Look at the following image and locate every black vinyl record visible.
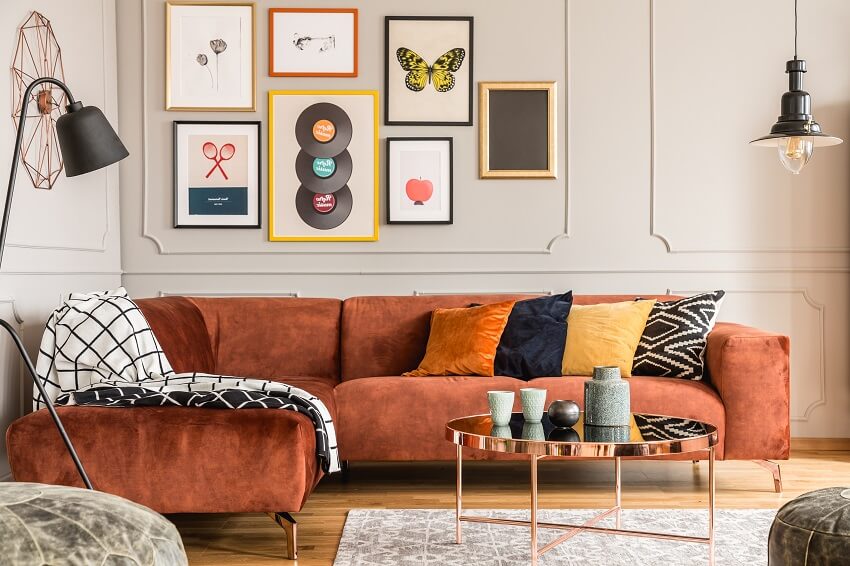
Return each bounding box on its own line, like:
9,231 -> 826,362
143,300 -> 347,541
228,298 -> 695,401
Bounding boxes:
295,149 -> 353,194
295,102 -> 353,158
295,184 -> 353,230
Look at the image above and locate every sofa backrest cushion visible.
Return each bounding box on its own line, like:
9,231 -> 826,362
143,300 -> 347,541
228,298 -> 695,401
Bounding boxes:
138,296 -> 342,382
340,294 -> 681,381
136,296 -> 217,374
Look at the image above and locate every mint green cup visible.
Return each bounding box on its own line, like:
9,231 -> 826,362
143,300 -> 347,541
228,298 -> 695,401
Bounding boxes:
520,388 -> 547,422
487,390 -> 515,426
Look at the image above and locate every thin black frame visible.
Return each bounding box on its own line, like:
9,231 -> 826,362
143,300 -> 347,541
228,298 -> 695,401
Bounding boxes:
172,120 -> 262,229
384,16 -> 474,126
386,137 -> 453,225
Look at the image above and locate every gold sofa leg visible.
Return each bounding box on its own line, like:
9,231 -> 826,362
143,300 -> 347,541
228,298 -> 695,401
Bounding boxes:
753,460 -> 783,493
268,512 -> 298,560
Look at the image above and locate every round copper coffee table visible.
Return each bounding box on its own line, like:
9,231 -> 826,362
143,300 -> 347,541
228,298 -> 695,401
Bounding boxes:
446,412 -> 719,565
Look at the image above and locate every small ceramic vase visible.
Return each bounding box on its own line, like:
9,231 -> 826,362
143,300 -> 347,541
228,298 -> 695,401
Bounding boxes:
547,399 -> 580,428
584,366 -> 630,427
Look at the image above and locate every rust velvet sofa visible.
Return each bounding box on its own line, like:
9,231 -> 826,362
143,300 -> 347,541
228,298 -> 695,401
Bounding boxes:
6,293 -> 790,516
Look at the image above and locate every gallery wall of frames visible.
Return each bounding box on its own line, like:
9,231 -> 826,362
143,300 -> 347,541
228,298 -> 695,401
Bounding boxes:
162,2 -> 556,240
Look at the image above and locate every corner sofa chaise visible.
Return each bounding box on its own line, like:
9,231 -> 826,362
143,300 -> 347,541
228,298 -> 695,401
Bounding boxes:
6,294 -> 791,557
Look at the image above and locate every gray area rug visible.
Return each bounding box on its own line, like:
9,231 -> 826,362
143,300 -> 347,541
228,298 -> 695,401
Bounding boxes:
334,508 -> 777,565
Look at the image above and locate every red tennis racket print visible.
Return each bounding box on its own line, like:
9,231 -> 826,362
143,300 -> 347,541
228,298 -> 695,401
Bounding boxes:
203,141 -> 236,180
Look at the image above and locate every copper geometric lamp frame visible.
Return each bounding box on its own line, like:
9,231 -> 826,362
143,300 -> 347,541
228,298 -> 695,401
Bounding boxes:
11,11 -> 67,190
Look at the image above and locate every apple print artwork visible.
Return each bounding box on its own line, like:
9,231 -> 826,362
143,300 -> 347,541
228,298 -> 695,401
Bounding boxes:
405,177 -> 434,205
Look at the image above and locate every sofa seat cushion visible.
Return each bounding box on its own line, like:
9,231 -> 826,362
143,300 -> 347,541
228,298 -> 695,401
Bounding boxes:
528,376 -> 726,459
278,376 -> 338,422
7,405 -> 324,514
335,375 -> 526,461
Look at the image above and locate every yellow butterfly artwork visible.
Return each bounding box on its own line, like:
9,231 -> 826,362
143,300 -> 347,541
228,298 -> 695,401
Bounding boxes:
396,47 -> 466,92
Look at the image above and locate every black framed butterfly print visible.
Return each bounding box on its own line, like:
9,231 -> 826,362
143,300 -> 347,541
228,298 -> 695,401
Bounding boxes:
384,16 -> 473,126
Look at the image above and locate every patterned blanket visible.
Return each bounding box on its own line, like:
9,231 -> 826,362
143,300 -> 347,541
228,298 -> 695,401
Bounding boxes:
34,289 -> 340,473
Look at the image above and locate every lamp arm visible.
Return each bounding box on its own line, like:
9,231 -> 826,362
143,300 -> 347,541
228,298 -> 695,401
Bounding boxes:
0,318 -> 92,489
0,77 -> 92,490
0,77 -> 75,270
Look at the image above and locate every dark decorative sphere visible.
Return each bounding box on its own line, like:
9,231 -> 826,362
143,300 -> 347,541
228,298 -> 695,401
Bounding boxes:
547,427 -> 580,442
547,399 -> 580,428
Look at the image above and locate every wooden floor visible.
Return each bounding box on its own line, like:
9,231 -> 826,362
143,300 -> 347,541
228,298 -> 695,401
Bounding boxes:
169,450 -> 850,565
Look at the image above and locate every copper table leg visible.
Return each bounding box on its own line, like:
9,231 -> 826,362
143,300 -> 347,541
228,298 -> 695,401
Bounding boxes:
530,454 -> 539,564
709,446 -> 716,565
614,456 -> 622,529
456,444 -> 463,544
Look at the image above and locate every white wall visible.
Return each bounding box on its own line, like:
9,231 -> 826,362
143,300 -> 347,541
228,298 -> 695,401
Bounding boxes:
116,0 -> 850,439
0,0 -> 122,479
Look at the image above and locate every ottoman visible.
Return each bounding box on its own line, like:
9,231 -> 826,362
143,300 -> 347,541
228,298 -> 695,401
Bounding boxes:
768,487 -> 850,565
0,482 -> 187,565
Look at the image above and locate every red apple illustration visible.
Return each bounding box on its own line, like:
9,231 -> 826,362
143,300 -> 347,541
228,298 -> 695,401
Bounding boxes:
405,177 -> 433,205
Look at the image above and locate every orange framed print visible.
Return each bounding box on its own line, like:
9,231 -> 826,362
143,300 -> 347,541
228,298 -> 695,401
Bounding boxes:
269,8 -> 358,77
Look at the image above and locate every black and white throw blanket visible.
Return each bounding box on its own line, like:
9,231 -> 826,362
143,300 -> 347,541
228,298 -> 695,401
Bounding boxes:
34,288 -> 340,473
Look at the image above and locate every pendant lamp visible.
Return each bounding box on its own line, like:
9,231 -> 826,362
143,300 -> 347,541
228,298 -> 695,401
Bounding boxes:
750,0 -> 841,174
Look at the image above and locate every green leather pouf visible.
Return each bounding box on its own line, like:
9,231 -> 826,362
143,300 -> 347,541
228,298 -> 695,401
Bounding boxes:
0,482 -> 188,566
769,487 -> 850,565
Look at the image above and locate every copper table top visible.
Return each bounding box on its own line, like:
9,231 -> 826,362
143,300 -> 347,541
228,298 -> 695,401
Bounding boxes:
447,412 -> 718,458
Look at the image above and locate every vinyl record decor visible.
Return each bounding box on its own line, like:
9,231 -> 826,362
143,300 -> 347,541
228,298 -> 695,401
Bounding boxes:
384,16 -> 473,126
173,121 -> 261,228
269,90 -> 378,241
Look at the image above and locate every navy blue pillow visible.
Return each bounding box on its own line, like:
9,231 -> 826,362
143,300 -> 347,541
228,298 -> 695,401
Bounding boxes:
494,291 -> 573,380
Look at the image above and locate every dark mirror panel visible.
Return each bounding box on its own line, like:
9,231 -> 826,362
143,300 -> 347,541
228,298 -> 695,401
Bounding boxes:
487,90 -> 549,171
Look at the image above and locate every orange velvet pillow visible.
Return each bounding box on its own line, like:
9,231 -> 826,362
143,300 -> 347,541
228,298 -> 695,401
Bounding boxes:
404,300 -> 516,377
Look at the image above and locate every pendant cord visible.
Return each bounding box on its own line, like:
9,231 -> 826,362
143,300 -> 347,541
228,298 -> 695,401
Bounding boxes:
794,0 -> 798,59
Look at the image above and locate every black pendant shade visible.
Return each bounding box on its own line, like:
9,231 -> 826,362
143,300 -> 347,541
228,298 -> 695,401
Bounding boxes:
56,101 -> 129,177
750,59 -> 842,148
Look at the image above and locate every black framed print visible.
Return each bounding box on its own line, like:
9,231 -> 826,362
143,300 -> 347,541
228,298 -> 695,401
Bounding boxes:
384,16 -> 473,126
173,121 -> 261,228
479,81 -> 557,178
386,137 -> 453,224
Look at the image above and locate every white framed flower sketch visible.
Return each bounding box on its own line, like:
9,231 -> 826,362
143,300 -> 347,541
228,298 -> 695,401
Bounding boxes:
166,2 -> 256,111
269,8 -> 358,77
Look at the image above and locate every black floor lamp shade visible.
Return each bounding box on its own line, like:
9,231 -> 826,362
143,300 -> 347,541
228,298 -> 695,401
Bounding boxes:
56,101 -> 129,177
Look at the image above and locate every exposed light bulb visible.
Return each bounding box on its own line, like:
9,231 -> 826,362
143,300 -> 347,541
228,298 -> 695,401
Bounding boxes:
776,136 -> 813,174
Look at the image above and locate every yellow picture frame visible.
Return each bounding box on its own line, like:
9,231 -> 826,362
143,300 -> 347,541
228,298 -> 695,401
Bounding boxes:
165,1 -> 257,112
479,81 -> 557,179
268,90 -> 379,242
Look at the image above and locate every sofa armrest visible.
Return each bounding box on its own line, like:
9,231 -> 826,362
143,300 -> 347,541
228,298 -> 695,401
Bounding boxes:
706,322 -> 790,460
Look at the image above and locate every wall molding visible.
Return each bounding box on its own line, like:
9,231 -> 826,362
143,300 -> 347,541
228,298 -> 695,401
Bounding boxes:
7,0 -> 112,254
123,266 -> 850,277
137,0 -> 569,256
414,289 -> 553,296
0,298 -> 24,482
670,287 -> 826,422
791,437 -> 850,451
648,0 -> 850,255
158,290 -> 299,297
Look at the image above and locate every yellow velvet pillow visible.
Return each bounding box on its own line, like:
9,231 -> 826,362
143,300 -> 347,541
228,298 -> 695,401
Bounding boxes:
404,301 -> 516,377
562,300 -> 656,377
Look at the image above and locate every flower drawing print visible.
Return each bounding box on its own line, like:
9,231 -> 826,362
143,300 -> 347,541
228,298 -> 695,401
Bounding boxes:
195,39 -> 228,91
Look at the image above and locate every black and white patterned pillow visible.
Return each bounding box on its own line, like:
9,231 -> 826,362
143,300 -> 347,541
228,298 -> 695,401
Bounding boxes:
631,291 -> 725,380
